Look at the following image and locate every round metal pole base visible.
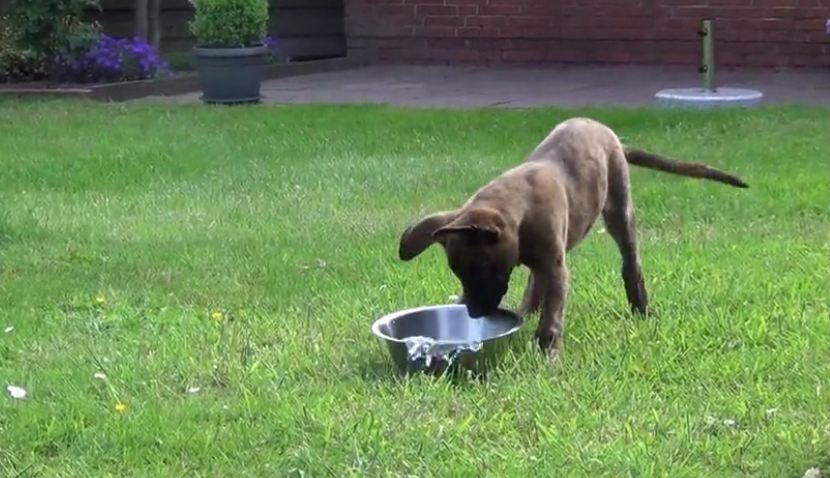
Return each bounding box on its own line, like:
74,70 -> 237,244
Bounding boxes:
655,87 -> 763,108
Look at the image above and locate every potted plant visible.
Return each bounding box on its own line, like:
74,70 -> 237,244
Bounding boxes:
190,0 -> 269,104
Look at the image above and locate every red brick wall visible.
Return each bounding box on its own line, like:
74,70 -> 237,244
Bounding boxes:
344,0 -> 830,67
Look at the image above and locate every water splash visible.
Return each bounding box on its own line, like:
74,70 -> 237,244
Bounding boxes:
404,335 -> 482,368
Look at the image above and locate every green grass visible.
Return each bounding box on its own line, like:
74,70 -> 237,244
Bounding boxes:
0,100 -> 828,477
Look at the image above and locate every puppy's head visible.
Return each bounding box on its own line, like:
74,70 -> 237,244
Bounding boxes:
399,207 -> 518,318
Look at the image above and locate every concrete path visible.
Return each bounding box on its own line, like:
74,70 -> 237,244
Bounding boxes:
151,65 -> 830,108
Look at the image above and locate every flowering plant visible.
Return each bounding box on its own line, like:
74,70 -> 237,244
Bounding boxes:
50,35 -> 170,83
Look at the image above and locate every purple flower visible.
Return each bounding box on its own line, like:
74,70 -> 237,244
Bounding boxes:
264,35 -> 285,62
826,18 -> 830,35
49,34 -> 169,83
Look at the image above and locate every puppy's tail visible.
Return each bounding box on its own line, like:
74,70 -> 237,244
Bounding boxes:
624,147 -> 748,188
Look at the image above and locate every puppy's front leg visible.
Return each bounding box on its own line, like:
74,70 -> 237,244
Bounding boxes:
534,254 -> 569,354
518,272 -> 541,318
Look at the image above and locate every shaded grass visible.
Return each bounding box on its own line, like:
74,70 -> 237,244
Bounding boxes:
0,100 -> 828,476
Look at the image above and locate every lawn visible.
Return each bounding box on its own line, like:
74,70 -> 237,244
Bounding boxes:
0,100 -> 828,477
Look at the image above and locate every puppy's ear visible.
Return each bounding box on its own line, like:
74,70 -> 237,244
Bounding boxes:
433,223 -> 500,245
433,211 -> 501,245
398,211 -> 458,261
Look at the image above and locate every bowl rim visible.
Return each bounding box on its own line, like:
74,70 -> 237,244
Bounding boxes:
371,304 -> 523,345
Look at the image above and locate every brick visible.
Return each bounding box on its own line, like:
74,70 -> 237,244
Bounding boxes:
711,6 -> 761,17
672,6 -> 717,17
789,54 -> 815,66
431,47 -> 497,62
424,15 -> 464,26
760,7 -> 798,18
712,0 -> 753,5
519,5 -> 562,16
502,48 -> 547,62
415,5 -> 457,16
467,37 -> 513,51
561,5 -> 651,18
744,53 -> 786,66
580,0 -> 642,5
377,25 -> 417,36
507,16 -> 551,28
758,30 -> 795,41
753,0 -> 796,5
498,26 -> 551,38
479,5 -> 521,15
376,5 -> 415,15
659,0 -> 706,5
465,16 -> 508,27
794,18 -> 825,31
486,0 -> 536,5
546,48 -> 588,63
714,51 -> 745,66
456,27 -> 500,37
414,26 -> 457,37
426,38 -> 466,49
592,16 -> 655,29
792,7 -> 827,19
658,18 -> 704,38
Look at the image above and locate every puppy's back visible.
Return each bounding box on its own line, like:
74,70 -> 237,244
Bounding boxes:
527,118 -> 619,164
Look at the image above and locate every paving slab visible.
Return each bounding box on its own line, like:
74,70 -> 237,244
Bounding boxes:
150,65 -> 830,108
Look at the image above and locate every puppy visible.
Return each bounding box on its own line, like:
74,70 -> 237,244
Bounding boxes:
398,117 -> 747,354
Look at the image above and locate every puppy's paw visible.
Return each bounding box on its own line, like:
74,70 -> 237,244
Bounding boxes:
630,303 -> 655,318
546,347 -> 561,366
534,328 -> 560,355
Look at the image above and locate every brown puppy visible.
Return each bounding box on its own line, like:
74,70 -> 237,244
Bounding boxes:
398,117 -> 747,354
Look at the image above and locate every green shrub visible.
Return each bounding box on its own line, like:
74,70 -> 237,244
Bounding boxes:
189,0 -> 269,48
1,0 -> 100,82
1,16 -> 42,82
4,0 -> 100,61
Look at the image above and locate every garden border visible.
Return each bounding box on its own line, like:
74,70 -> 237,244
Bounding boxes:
0,56 -> 364,102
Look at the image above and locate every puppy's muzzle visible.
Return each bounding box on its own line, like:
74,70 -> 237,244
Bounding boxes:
463,282 -> 508,318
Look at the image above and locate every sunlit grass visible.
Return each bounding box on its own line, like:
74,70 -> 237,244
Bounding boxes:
0,100 -> 827,476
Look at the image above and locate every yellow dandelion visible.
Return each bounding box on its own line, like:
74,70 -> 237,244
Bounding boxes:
211,310 -> 224,323
114,402 -> 127,413
95,293 -> 106,305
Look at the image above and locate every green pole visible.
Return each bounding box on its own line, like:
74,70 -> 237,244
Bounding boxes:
700,19 -> 715,92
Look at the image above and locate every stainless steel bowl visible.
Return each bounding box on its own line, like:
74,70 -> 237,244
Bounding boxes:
371,304 -> 523,376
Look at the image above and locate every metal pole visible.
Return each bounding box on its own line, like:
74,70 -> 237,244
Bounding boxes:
699,19 -> 716,92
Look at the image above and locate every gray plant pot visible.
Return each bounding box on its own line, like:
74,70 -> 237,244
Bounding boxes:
193,45 -> 268,105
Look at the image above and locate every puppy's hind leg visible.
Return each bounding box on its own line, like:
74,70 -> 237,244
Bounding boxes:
603,171 -> 648,315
